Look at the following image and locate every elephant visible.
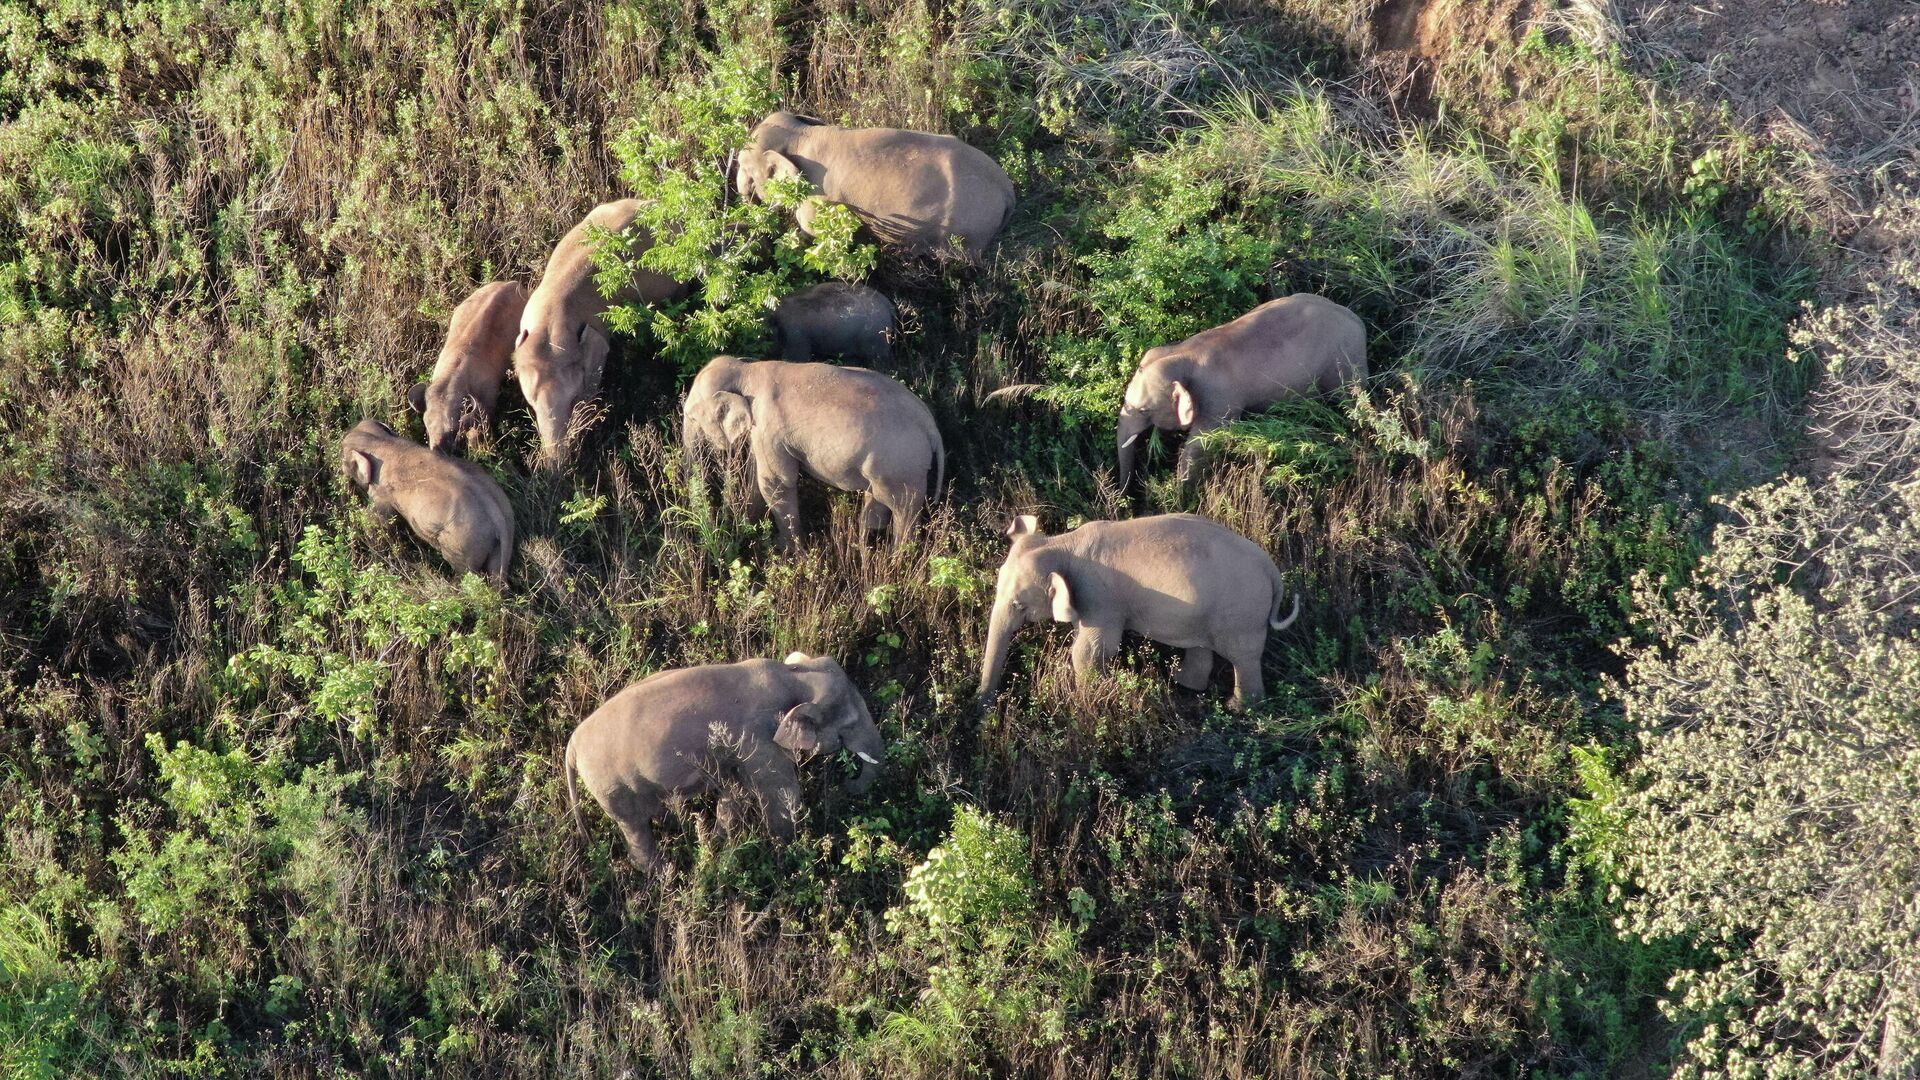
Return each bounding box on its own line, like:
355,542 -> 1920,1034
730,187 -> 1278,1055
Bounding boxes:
681,355 -> 944,551
769,281 -> 896,364
339,419 -> 515,580
563,651 -> 884,870
408,280 -> 528,454
977,513 -> 1300,712
515,198 -> 688,462
733,110 -> 1015,259
1116,293 -> 1367,488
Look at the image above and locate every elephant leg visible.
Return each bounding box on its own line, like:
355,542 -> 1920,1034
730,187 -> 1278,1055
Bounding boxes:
1223,639 -> 1267,713
876,481 -> 926,551
1175,419 -> 1227,487
860,493 -> 892,537
740,744 -> 803,843
1068,625 -> 1121,686
1175,647 -> 1215,692
754,446 -> 803,552
605,786 -> 662,871
714,792 -> 748,842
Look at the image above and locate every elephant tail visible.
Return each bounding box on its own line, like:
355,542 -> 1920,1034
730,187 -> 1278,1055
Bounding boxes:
563,732 -> 588,843
932,430 -> 946,498
1268,563 -> 1301,632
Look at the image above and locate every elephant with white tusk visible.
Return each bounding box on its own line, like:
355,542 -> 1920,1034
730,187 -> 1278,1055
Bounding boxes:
1117,293 -> 1367,489
514,199 -> 689,464
681,355 -> 944,551
733,110 -> 1015,260
977,513 -> 1300,712
408,280 -> 528,454
563,652 -> 885,871
339,419 -> 515,581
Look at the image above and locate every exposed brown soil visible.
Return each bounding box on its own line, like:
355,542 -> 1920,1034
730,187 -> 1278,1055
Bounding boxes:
1622,0 -> 1920,186
1362,0 -> 1544,114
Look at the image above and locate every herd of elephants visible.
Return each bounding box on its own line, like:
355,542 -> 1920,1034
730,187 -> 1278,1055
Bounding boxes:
339,110 -> 1369,870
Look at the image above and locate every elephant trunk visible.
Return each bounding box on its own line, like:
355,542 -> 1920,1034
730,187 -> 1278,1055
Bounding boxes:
842,698 -> 884,796
1116,413 -> 1150,490
533,398 -> 575,470
977,602 -> 1018,705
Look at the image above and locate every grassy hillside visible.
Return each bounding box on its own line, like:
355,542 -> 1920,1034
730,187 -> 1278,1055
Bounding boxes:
0,1 -> 1834,1076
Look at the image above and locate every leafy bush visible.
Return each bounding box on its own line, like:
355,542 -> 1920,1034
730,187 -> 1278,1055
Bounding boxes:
602,47 -> 879,374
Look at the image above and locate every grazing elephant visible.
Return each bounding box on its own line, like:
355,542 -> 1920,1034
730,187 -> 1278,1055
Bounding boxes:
408,280 -> 529,454
681,355 -> 944,550
734,110 -> 1015,259
339,419 -> 514,580
515,199 -> 688,462
563,652 -> 884,870
1117,293 -> 1367,488
977,513 -> 1299,712
770,281 -> 896,364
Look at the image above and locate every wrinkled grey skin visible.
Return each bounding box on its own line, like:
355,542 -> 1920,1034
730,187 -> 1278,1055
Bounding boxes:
978,513 -> 1300,712
734,111 -> 1015,259
515,199 -> 688,464
563,652 -> 884,870
769,281 -> 896,364
408,280 -> 528,454
1117,293 -> 1367,488
339,419 -> 515,580
682,356 -> 944,550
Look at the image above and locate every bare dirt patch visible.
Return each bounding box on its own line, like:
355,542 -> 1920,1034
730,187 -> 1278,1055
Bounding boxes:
1363,0 -> 1544,113
1623,0 -> 1920,185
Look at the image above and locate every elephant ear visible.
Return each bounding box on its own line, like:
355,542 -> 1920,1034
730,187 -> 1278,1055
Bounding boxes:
514,326 -> 530,350
1048,571 -> 1078,623
1005,514 -> 1040,541
783,651 -> 811,666
765,149 -> 803,183
715,391 -> 753,447
407,383 -> 428,414
348,449 -> 379,488
774,703 -> 821,755
1172,380 -> 1197,429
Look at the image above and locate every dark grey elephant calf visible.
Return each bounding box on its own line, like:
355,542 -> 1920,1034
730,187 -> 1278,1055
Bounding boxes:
770,281 -> 896,364
564,652 -> 884,871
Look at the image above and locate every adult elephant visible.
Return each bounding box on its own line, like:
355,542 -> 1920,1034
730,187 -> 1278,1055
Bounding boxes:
733,110 -> 1015,259
1116,293 -> 1367,488
681,355 -> 944,551
515,199 -> 688,464
563,652 -> 884,871
977,514 -> 1300,712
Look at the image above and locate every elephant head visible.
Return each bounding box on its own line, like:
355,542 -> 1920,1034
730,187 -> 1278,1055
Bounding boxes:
514,321 -> 609,464
777,651 -> 885,793
340,419 -> 396,489
733,111 -> 819,202
1116,348 -> 1196,489
680,355 -> 755,464
977,515 -> 1075,703
408,382 -> 477,455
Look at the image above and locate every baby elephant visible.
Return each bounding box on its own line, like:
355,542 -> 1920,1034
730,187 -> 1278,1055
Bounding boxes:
1117,293 -> 1367,488
977,513 -> 1299,712
682,356 -> 944,550
769,281 -> 896,364
408,280 -> 529,454
563,652 -> 884,871
340,419 -> 515,581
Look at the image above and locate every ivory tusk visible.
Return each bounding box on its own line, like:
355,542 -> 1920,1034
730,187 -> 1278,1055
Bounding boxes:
855,752 -> 881,765
1119,432 -> 1140,448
